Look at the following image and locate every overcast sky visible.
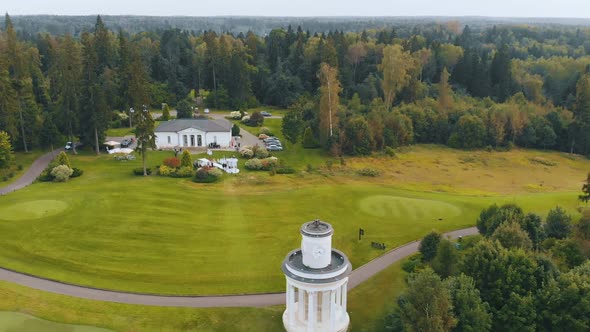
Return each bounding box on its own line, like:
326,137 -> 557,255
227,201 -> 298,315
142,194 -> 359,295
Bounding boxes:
3,0 -> 588,18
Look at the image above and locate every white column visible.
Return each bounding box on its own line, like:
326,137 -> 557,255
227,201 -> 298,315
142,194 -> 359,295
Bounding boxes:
298,288 -> 305,322
330,289 -> 336,331
336,286 -> 341,308
321,290 -> 330,324
342,281 -> 348,311
287,283 -> 295,326
307,291 -> 316,332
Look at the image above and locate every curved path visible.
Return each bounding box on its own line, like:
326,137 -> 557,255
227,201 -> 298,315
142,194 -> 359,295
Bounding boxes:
0,227 -> 478,307
0,149 -> 60,196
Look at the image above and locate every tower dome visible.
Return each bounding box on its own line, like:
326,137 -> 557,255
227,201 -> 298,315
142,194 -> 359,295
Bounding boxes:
282,219 -> 351,332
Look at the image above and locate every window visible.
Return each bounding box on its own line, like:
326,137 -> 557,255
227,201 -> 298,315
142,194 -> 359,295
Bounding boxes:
167,136 -> 171,144
183,135 -> 188,146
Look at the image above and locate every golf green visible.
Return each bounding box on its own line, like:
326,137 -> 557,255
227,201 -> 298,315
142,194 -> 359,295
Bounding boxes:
358,195 -> 462,220
0,200 -> 68,221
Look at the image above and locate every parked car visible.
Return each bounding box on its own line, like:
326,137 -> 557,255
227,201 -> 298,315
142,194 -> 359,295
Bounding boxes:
260,111 -> 272,117
120,138 -> 133,147
267,144 -> 283,151
263,137 -> 280,143
204,108 -> 210,114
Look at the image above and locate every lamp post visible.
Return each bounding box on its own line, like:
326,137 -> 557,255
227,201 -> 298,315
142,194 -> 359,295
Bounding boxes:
129,108 -> 135,128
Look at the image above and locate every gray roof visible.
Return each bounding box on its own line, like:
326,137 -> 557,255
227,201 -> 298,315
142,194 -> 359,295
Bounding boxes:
155,119 -> 231,133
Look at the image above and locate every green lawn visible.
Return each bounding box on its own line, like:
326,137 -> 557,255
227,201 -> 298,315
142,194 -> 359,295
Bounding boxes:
105,127 -> 134,137
0,150 -> 46,185
0,312 -> 112,332
0,260 -> 407,332
0,147 -> 584,295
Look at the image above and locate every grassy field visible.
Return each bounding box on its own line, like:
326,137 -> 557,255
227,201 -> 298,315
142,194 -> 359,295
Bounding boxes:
0,311 -> 112,332
0,261 -> 407,332
0,150 -> 46,185
0,145 -> 587,295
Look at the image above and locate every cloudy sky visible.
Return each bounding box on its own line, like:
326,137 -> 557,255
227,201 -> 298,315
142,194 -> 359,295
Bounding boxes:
3,0 -> 588,17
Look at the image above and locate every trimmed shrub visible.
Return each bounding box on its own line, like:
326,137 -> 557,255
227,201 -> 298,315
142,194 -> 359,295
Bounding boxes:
57,151 -> 71,168
158,165 -> 175,176
133,168 -> 151,176
208,167 -> 223,178
247,111 -> 264,127
259,127 -> 273,136
181,150 -> 192,168
254,146 -> 269,158
17,164 -> 23,170
51,165 -> 73,182
163,157 -> 181,168
193,168 -> 218,183
276,167 -> 296,174
175,166 -> 195,178
241,115 -> 251,124
245,158 -> 263,170
71,168 -> 84,178
232,124 -> 240,136
357,168 -> 380,177
239,147 -> 254,159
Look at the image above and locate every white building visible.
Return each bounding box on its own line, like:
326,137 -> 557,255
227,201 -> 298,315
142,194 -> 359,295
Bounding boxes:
282,220 -> 352,332
154,119 -> 232,149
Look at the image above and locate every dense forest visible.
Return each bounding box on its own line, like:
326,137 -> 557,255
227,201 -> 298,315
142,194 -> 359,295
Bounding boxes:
1,14 -> 590,156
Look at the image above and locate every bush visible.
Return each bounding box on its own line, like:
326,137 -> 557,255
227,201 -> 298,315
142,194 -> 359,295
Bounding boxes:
385,147 -> 396,157
158,165 -> 175,176
2,176 -> 7,182
240,116 -> 251,124
239,147 -> 254,159
57,151 -> 71,168
51,165 -> 73,182
259,127 -> 273,136
208,167 -> 223,178
163,157 -> 181,168
254,146 -> 269,158
357,168 -> 380,177
181,150 -> 192,168
133,168 -> 152,176
245,158 -> 263,170
193,168 -> 218,183
231,124 -> 240,136
230,111 -> 242,119
247,111 -> 264,127
276,167 -> 296,174
175,166 -> 195,178
17,164 -> 23,170
71,168 -> 83,178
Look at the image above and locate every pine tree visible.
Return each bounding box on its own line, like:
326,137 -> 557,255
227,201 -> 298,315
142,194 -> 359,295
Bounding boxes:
181,150 -> 192,168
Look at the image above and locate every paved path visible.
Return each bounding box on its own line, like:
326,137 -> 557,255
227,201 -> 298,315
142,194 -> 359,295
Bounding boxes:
0,227 -> 478,307
0,150 -> 60,196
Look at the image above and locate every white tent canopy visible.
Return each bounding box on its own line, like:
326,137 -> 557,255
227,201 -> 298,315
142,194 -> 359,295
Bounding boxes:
108,148 -> 134,154
104,141 -> 121,147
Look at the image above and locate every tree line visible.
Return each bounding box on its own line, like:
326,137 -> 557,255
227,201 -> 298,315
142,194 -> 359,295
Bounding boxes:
389,205 -> 590,331
1,14 -> 590,155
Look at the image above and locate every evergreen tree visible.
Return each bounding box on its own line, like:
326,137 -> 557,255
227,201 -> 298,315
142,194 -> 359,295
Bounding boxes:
134,107 -> 156,176
0,131 -> 13,172
580,173 -> 590,206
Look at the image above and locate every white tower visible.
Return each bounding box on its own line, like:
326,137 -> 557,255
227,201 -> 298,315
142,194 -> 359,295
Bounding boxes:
282,219 -> 352,332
